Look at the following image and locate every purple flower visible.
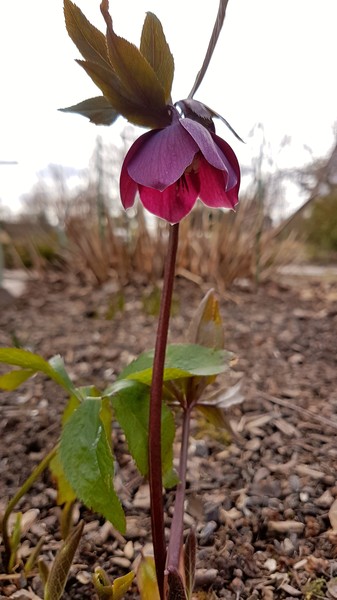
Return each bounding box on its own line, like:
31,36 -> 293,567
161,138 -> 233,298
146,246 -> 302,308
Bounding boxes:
120,108 -> 240,224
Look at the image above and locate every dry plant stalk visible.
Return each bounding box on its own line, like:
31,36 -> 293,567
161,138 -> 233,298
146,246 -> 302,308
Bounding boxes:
64,196 -> 295,287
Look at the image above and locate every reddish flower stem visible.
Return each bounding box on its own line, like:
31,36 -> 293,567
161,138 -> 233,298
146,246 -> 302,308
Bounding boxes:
149,222 -> 179,600
166,404 -> 192,572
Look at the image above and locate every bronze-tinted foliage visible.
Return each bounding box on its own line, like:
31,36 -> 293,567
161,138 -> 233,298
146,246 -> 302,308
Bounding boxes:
62,0 -> 174,128
59,96 -> 119,126
167,569 -> 187,600
43,521 -> 84,600
184,530 -> 196,599
140,12 -> 174,103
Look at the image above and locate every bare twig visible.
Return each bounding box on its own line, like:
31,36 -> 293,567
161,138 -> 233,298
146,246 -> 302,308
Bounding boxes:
261,391 -> 337,431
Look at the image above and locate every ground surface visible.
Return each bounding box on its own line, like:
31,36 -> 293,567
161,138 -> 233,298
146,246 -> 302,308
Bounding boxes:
1,268 -> 337,599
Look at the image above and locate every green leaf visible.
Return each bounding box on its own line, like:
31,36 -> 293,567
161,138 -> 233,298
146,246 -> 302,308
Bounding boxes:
93,567 -> 113,599
38,559 -> 50,587
59,95 -> 119,125
44,521 -> 84,600
140,12 -> 174,103
119,344 -> 233,385
137,556 -> 160,600
104,378 -> 138,398
59,398 -> 125,532
111,382 -> 176,485
0,368 -> 35,391
24,536 -> 45,575
9,512 -> 22,571
49,451 -> 77,506
61,394 -> 81,426
0,348 -> 79,397
93,568 -> 136,600
112,571 -> 135,600
63,0 -> 111,69
48,355 -> 78,397
101,1 -> 169,125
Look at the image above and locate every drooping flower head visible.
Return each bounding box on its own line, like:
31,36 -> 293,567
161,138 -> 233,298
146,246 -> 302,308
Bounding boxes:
62,0 -> 241,223
121,102 -> 240,223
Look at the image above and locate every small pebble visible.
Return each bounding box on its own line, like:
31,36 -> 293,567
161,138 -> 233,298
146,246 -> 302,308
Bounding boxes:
315,489 -> 334,508
264,558 -> 277,572
199,520 -> 217,545
111,556 -> 131,569
268,520 -> 304,533
76,570 -> 91,584
123,540 -> 134,560
195,568 -> 218,586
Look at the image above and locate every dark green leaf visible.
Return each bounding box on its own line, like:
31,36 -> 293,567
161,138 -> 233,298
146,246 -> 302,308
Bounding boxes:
59,398 -> 125,532
163,467 -> 179,489
111,382 -> 176,485
59,96 -> 119,126
119,344 -> 233,385
140,12 -> 174,103
48,355 -> 78,397
49,451 -> 77,506
61,394 -> 81,426
0,348 -> 79,397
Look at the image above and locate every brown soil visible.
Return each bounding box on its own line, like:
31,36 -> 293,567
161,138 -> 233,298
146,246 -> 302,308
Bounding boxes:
1,269 -> 337,599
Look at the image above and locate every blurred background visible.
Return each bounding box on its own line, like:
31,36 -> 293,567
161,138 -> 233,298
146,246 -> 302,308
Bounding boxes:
1,0 -> 337,287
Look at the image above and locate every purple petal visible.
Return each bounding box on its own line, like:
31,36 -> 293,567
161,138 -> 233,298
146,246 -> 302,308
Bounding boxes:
180,118 -> 230,171
120,166 -> 138,209
138,171 -> 200,223
120,131 -> 155,208
212,133 -> 241,190
127,120 -> 199,191
198,157 -> 239,210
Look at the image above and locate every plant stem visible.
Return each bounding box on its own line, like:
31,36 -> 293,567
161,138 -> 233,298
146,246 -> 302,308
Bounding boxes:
166,404 -> 192,572
2,445 -> 58,571
149,222 -> 179,600
188,0 -> 230,99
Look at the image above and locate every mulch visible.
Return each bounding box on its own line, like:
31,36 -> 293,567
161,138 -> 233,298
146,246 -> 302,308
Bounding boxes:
1,268 -> 337,599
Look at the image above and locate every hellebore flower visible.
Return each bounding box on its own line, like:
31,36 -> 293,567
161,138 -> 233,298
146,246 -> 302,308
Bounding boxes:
120,107 -> 240,223
63,1 -> 241,224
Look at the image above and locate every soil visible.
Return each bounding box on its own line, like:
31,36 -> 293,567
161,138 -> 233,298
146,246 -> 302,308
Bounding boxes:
1,268 -> 337,599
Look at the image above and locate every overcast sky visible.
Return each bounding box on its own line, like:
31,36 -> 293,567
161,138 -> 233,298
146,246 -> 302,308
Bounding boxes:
1,0 -> 336,213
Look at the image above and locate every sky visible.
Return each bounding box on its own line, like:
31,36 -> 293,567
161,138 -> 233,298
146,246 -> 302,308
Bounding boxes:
0,0 -> 337,215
